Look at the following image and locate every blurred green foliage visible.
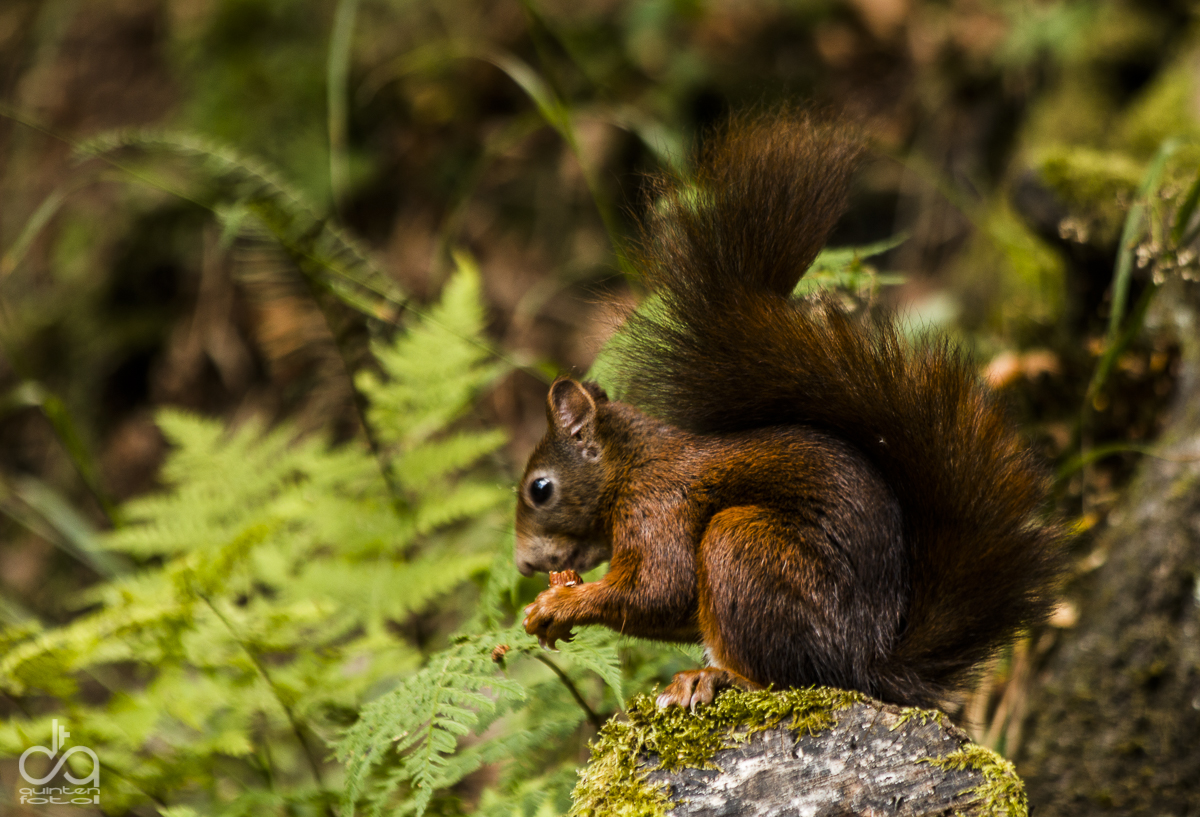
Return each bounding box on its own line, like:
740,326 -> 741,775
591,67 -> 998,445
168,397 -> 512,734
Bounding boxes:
1,0 -> 1199,813
1,261 -> 504,813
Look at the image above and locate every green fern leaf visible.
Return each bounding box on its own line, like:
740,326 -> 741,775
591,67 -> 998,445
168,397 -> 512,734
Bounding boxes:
290,551 -> 493,623
338,633 -> 527,817
77,129 -> 405,322
558,627 -> 625,703
395,429 -> 508,488
360,255 -> 502,449
414,481 -> 509,535
474,767 -> 580,817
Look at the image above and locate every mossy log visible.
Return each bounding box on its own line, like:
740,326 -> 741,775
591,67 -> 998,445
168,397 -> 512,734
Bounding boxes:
1016,278 -> 1200,812
571,688 -> 1026,816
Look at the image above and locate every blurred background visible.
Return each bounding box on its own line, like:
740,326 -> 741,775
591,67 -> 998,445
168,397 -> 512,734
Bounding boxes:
1,0 -> 1198,815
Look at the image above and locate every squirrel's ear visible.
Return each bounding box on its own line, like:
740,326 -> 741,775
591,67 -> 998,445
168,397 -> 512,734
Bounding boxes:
581,381 -> 609,403
548,377 -> 597,438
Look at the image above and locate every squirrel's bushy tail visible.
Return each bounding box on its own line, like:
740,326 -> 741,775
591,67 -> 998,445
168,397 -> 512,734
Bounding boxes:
614,112 -> 1068,706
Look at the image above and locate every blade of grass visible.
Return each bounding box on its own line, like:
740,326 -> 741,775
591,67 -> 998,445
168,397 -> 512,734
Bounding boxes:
1076,137 -> 1183,511
38,390 -> 120,526
1170,166 -> 1200,245
359,42 -> 644,276
516,1 -> 685,171
0,475 -> 125,577
479,49 -> 630,274
0,177 -> 91,278
1086,138 -> 1180,403
0,381 -> 118,527
0,108 -> 552,389
1107,140 -> 1178,338
430,112 -> 546,287
516,0 -> 572,107
1058,440 -> 1200,479
0,590 -> 36,626
1084,280 -> 1159,409
327,0 -> 359,211
608,107 -> 685,172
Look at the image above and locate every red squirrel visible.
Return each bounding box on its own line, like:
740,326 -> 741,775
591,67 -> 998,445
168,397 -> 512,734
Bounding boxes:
514,114 -> 1067,710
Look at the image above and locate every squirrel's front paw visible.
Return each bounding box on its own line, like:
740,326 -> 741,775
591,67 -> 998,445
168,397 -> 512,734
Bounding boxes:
523,587 -> 576,650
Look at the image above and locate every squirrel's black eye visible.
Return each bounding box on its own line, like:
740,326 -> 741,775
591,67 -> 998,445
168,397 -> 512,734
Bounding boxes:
529,477 -> 554,505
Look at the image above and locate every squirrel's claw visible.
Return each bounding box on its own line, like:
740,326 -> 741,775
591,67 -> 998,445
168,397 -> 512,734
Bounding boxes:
657,668 -> 762,710
523,588 -> 576,650
656,670 -> 719,710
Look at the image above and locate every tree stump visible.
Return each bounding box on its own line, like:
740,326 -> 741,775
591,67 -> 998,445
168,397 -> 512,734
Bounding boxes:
570,688 -> 1026,816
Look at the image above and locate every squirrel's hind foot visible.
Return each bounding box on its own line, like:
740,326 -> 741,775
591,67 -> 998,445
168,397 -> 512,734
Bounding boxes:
657,668 -> 762,710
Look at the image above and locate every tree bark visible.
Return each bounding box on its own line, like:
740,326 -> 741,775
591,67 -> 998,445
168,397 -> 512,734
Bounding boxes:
1017,278 -> 1200,813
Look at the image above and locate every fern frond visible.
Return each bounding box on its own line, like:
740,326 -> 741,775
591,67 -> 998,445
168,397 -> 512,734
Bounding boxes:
793,234 -> 908,298
337,632 -> 527,817
0,524 -> 270,695
463,533 -> 521,633
0,131 -> 520,812
289,551 -> 494,623
557,627 -> 625,703
474,767 -> 580,817
395,429 -> 508,488
414,481 -> 509,535
360,257 -> 503,449
76,129 -> 405,322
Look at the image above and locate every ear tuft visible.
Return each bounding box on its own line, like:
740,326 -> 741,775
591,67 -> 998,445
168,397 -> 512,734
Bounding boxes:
548,377 -> 597,438
582,381 -> 609,403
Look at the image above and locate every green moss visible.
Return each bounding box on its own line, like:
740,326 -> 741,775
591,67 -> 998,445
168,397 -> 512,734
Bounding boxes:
926,743 -> 1029,817
1038,146 -> 1142,208
573,687 -> 1030,816
984,201 -> 1068,325
568,714 -> 676,817
1120,57 -> 1200,156
568,687 -> 866,816
890,703 -> 952,731
1035,146 -> 1144,247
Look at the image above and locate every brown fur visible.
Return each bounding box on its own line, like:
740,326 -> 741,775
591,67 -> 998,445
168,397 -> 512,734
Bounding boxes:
516,113 -> 1068,708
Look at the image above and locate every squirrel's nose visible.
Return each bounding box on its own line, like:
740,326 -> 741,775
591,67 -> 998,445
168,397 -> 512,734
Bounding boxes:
516,558 -> 535,577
